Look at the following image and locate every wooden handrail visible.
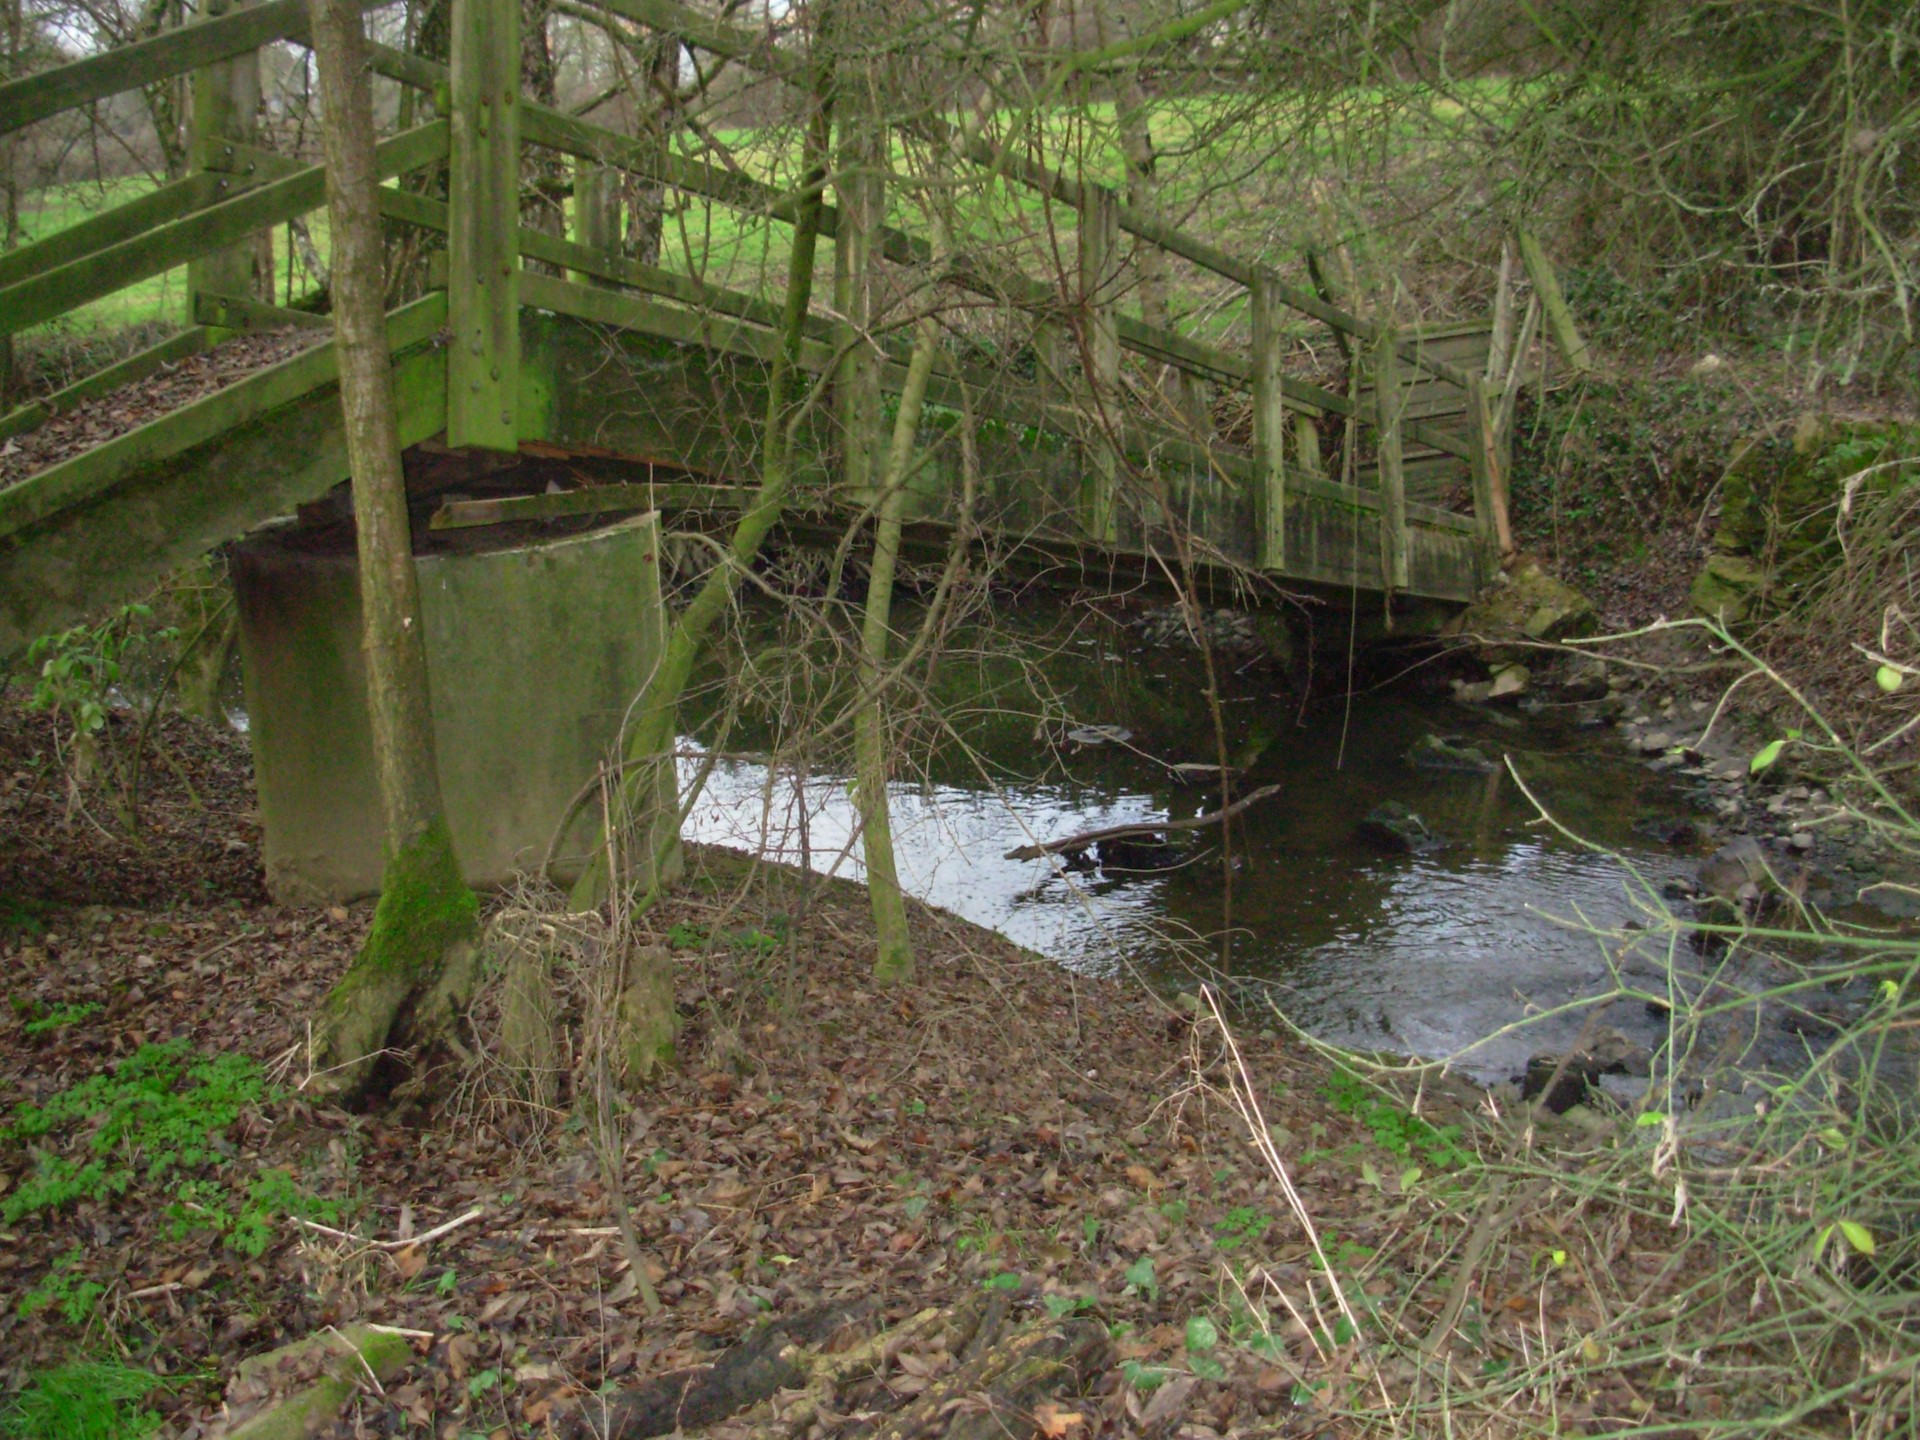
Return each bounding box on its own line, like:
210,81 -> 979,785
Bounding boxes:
0,0 -> 390,138
0,121 -> 448,338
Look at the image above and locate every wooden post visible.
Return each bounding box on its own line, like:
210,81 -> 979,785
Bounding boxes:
447,0 -> 519,451
832,125 -> 882,504
1293,413 -> 1324,478
188,0 -> 261,320
570,159 -> 618,288
1466,373 -> 1513,573
1077,186 -> 1120,545
1371,326 -> 1409,592
1249,275 -> 1287,570
1516,227 -> 1593,374
1486,240 -> 1516,383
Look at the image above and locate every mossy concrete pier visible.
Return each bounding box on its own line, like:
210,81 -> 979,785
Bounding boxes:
233,512 -> 664,902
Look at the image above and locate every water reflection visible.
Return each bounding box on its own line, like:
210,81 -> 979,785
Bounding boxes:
679,707 -> 1698,1083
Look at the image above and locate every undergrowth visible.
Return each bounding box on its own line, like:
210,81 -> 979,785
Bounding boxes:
2,1041 -> 339,1325
1195,624 -> 1920,1436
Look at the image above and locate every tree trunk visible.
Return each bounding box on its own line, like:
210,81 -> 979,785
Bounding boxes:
305,0 -> 478,1098
855,315 -> 938,984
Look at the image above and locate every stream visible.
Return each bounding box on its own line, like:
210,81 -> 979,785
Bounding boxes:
680,604 -> 1707,1084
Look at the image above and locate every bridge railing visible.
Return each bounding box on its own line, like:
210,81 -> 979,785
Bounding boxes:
0,0 -> 1507,601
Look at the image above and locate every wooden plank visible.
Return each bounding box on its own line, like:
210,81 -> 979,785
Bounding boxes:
0,121 -> 448,338
0,0 -> 316,137
1250,275 -> 1286,569
192,290 -> 330,330
0,327 -> 210,444
0,175 -> 223,289
1372,327 -> 1409,592
1517,227 -> 1593,373
0,292 -> 446,544
430,484 -> 746,529
446,0 -> 520,449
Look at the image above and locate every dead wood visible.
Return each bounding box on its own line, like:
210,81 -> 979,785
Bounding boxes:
847,1316 -> 1111,1440
572,1299 -> 875,1440
1004,784 -> 1283,861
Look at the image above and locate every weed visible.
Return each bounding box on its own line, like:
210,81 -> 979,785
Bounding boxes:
19,1250 -> 107,1326
5,1041 -> 268,1222
1321,1066 -> 1468,1169
20,1002 -> 102,1036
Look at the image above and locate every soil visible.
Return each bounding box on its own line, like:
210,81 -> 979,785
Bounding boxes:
0,690 -> 1525,1439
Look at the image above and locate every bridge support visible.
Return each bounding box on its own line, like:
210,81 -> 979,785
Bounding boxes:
233,512 -> 667,903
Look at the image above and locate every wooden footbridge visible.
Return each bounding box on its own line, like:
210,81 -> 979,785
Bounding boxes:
0,0 -> 1515,658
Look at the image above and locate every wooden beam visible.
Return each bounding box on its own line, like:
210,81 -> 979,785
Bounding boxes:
192,290 -> 331,330
0,327 -> 210,443
0,0 -> 320,137
0,174 -> 225,289
1516,228 -> 1593,373
1467,373 -> 1513,566
1250,275 -> 1287,569
0,121 -> 448,338
832,119 -> 882,503
446,0 -> 520,449
430,485 -> 746,528
0,292 -> 446,544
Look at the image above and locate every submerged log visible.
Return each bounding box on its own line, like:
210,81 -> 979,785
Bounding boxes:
1005,784 -> 1282,861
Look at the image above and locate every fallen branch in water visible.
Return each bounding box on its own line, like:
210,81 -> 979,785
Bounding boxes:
1004,784 -> 1283,861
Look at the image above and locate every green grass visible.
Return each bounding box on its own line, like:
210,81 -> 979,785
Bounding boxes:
0,1362 -> 167,1440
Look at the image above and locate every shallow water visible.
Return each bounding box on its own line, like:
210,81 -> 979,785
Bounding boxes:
679,615 -> 1703,1082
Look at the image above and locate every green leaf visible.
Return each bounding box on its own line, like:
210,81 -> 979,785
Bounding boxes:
1185,1315 -> 1219,1352
1635,1110 -> 1667,1127
1191,1354 -> 1227,1381
1838,1220 -> 1876,1256
1750,738 -> 1786,773
1123,1254 -> 1157,1299
1877,665 -> 1905,693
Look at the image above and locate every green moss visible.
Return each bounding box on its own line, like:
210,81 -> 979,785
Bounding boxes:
361,816 -> 478,979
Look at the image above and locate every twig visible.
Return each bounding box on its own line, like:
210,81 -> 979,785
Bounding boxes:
294,1205 -> 486,1250
1004,783 -> 1282,860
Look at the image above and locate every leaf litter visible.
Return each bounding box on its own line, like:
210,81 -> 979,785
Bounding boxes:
0,692 -> 1727,1438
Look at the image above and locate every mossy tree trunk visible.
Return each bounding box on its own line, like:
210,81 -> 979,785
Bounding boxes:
306,0 -> 477,1097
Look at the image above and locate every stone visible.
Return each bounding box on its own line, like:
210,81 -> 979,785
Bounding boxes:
1696,838 -> 1773,901
1451,679 -> 1495,705
1788,831 -> 1815,851
1689,551 -> 1770,624
1356,801 -> 1441,854
1456,562 -> 1597,664
1403,733 -> 1497,773
1559,658 -> 1610,702
1488,664 -> 1529,700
